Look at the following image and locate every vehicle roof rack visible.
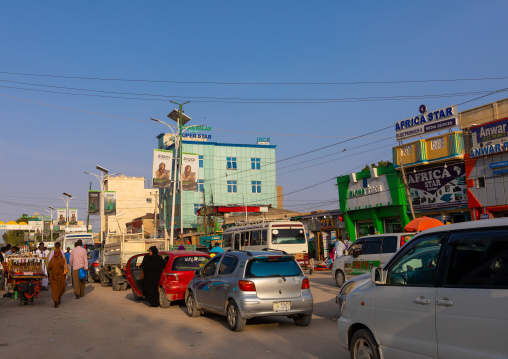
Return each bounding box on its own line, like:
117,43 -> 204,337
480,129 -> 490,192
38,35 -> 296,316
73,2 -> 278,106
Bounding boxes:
229,218 -> 297,227
261,248 -> 288,254
226,249 -> 253,256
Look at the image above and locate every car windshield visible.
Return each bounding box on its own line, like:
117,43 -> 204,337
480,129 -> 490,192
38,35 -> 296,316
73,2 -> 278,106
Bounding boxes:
271,228 -> 305,244
171,256 -> 209,271
245,256 -> 303,278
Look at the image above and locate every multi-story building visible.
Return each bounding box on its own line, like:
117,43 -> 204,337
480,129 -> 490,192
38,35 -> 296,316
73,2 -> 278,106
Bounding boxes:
157,134 -> 278,236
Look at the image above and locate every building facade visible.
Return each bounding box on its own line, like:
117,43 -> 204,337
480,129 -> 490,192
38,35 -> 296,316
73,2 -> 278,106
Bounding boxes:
337,165 -> 410,241
159,137 -> 278,236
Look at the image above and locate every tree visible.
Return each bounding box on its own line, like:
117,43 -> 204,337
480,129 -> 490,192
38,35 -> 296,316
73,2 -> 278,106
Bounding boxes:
361,160 -> 391,172
1,216 -> 28,246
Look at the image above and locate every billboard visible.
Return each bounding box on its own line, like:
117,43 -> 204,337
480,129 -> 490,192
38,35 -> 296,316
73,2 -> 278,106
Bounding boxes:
88,190 -> 100,215
69,209 -> 78,225
407,163 -> 468,210
469,117 -> 508,159
395,105 -> 458,141
43,220 -> 51,235
182,153 -> 199,191
152,149 -> 173,188
104,191 -> 117,215
57,208 -> 66,225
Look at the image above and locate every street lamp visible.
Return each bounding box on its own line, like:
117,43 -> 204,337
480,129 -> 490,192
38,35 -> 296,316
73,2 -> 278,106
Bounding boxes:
45,206 -> 56,241
58,193 -> 74,229
84,168 -> 120,242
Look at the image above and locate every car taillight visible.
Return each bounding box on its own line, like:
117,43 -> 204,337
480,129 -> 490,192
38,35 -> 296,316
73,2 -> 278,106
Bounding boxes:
304,253 -> 308,259
238,280 -> 256,291
166,274 -> 179,281
93,262 -> 99,267
301,278 -> 310,290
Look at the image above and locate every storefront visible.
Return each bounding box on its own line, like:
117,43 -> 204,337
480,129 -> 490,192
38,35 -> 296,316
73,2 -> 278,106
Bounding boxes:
337,164 -> 411,241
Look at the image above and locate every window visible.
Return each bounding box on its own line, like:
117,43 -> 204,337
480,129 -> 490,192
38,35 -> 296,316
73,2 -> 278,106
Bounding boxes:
197,179 -> 204,192
242,231 -> 250,246
362,238 -> 382,255
202,255 -> 222,276
251,158 -> 260,170
227,157 -> 237,170
146,198 -> 152,203
386,235 -> 443,286
251,230 -> 261,246
227,180 -> 237,193
261,230 -> 268,246
218,255 -> 239,275
477,176 -> 486,188
362,178 -> 368,188
199,155 -> 204,168
233,233 -> 241,249
194,204 -> 201,215
171,256 -> 209,271
348,239 -> 364,254
246,257 -> 302,278
381,236 -> 398,253
445,230 -> 508,288
271,228 -> 306,244
251,181 -> 261,193
223,233 -> 232,248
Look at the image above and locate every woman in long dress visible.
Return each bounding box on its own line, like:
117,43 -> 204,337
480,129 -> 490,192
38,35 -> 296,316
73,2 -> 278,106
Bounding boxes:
48,248 -> 67,308
141,246 -> 166,307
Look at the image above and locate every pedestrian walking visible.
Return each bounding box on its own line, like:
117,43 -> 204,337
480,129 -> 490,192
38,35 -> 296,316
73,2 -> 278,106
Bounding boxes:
64,247 -> 72,284
0,247 -> 6,291
69,240 -> 88,299
36,243 -> 49,290
48,247 -> 67,308
140,246 -> 165,307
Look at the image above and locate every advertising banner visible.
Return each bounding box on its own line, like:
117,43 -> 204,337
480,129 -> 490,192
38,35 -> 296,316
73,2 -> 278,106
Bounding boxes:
182,153 -> 199,191
69,209 -> 78,225
347,175 -> 392,209
34,221 -> 43,236
395,105 -> 458,141
57,208 -> 67,225
407,163 -> 468,210
104,191 -> 117,215
43,220 -> 51,235
88,190 -> 100,215
152,149 -> 173,188
469,118 -> 508,158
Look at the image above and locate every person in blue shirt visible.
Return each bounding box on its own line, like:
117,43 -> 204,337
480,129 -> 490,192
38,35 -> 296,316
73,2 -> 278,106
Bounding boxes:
209,242 -> 224,253
64,247 -> 72,284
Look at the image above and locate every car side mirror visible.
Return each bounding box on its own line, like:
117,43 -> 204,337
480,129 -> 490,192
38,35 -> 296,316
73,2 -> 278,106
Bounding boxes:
371,267 -> 385,284
353,249 -> 361,258
194,269 -> 201,276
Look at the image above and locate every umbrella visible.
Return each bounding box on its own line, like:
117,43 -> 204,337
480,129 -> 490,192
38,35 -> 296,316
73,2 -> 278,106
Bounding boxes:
404,216 -> 445,232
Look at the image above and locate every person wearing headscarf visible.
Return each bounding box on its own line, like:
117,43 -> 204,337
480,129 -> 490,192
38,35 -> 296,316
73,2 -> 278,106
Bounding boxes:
48,245 -> 67,308
140,246 -> 166,307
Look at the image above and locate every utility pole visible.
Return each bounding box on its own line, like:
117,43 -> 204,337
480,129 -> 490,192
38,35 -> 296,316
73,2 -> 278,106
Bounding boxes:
203,188 -> 207,236
150,191 -> 159,238
210,184 -> 215,235
86,182 -> 91,232
398,149 -> 415,220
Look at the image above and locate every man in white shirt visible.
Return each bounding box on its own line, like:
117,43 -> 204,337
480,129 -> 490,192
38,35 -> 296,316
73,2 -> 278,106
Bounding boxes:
334,236 -> 347,259
35,243 -> 49,290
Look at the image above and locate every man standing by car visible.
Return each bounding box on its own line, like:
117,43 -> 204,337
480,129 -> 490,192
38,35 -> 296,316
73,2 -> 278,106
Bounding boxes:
69,240 -> 88,299
334,236 -> 347,259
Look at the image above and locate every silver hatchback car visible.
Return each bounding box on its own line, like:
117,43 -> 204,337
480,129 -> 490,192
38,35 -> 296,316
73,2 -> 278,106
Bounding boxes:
185,250 -> 313,331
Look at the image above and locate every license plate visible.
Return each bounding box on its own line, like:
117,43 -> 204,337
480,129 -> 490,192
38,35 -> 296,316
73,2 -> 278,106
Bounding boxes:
273,301 -> 291,311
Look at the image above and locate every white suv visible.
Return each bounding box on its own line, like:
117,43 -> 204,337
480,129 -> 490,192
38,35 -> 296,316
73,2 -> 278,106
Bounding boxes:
338,219 -> 508,359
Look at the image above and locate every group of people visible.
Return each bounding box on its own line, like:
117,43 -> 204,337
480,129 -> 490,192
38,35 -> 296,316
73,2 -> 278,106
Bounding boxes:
0,240 -> 89,308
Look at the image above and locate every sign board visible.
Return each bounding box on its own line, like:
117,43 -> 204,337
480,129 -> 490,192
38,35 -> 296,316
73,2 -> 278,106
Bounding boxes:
396,105 -> 458,141
257,137 -> 271,145
152,149 -> 173,188
104,191 -> 117,216
320,218 -> 334,230
407,163 -> 468,210
490,161 -> 508,169
493,168 -> 508,176
182,153 -> 199,191
480,214 -> 490,220
88,190 -> 100,215
346,175 -> 392,210
470,118 -> 508,159
345,260 -> 381,276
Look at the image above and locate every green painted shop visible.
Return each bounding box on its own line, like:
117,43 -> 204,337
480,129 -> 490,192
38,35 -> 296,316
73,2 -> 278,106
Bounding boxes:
337,164 -> 411,241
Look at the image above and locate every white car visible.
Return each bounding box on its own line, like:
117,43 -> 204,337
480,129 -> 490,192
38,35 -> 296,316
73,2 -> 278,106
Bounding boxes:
338,218 -> 508,359
331,233 -> 415,287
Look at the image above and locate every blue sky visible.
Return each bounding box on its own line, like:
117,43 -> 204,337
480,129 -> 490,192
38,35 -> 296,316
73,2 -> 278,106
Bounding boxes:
1,1 -> 508,233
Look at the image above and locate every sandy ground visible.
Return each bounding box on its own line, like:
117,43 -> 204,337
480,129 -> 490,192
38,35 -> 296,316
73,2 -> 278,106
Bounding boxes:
0,271 -> 350,359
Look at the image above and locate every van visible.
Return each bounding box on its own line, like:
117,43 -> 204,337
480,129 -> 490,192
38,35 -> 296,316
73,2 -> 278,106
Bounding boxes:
338,218 -> 508,359
55,233 -> 94,251
331,233 -> 415,287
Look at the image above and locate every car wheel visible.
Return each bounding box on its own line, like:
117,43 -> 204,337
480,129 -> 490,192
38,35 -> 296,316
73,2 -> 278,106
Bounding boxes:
112,272 -> 121,291
335,270 -> 345,287
120,282 -> 129,291
293,313 -> 312,326
350,329 -> 381,359
185,292 -> 200,317
226,301 -> 246,332
100,270 -> 109,287
132,288 -> 143,301
159,287 -> 171,308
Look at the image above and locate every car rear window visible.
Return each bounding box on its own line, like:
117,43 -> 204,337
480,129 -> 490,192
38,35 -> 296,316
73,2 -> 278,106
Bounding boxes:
245,256 -> 303,278
171,256 -> 209,271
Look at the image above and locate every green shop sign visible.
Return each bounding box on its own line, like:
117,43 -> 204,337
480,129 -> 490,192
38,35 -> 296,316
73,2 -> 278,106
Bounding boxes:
345,260 -> 381,275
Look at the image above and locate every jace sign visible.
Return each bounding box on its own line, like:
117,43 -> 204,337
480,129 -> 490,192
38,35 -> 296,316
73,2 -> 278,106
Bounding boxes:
396,105 -> 458,140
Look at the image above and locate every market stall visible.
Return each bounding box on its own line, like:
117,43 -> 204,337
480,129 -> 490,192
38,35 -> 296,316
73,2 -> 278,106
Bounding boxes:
5,256 -> 46,306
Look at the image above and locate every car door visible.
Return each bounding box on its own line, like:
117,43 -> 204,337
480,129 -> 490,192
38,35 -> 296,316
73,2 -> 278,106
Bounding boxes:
436,229 -> 508,359
125,254 -> 146,297
194,254 -> 222,309
351,237 -> 382,275
380,235 -> 398,264
211,255 -> 239,310
375,233 -> 444,359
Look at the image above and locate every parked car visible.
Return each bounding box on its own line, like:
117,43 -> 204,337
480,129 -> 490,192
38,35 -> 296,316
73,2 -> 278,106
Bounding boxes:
185,250 -> 313,332
331,233 -> 415,287
87,249 -> 101,283
125,250 -> 210,307
338,218 -> 508,359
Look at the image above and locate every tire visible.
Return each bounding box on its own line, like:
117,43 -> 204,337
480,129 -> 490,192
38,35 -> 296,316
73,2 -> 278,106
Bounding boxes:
226,301 -> 246,332
350,329 -> 381,359
120,282 -> 129,291
100,270 -> 109,287
335,270 -> 346,287
185,292 -> 200,317
159,287 -> 171,308
293,313 -> 312,326
132,288 -> 143,301
88,271 -> 94,283
112,272 -> 121,291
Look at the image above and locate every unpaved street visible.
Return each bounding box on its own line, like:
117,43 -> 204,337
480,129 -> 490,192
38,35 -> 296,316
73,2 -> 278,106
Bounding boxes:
0,272 -> 349,359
